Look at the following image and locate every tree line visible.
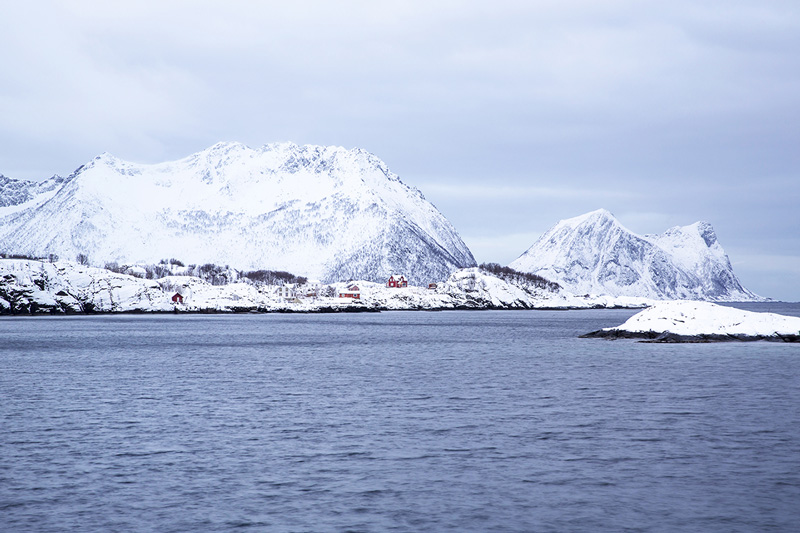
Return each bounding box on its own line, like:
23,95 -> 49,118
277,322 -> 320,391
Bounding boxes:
478,262 -> 561,291
1,252 -> 310,287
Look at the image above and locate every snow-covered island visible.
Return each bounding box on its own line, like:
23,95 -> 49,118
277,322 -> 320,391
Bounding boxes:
581,301 -> 800,342
0,258 -> 654,315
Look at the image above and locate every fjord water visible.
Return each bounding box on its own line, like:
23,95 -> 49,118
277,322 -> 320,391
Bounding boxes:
2,308 -> 799,532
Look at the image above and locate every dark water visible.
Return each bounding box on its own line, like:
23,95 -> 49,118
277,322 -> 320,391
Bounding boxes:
2,306 -> 799,532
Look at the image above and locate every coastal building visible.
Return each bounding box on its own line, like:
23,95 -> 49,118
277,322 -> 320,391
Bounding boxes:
386,275 -> 408,288
338,285 -> 361,299
274,286 -> 295,300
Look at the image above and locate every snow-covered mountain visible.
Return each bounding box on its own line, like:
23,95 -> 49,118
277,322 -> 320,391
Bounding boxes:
509,209 -> 760,301
0,142 -> 476,284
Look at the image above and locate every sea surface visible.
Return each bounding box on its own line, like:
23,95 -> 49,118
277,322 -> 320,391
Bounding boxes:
2,304 -> 799,532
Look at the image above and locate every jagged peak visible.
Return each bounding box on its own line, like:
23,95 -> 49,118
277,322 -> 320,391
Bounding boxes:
78,142 -> 392,177
561,208 -> 616,225
588,207 -> 615,218
692,221 -> 718,247
162,141 -> 380,174
40,141 -> 424,216
205,140 -> 251,152
0,174 -> 61,187
91,151 -> 117,163
656,220 -> 719,249
509,210 -> 758,301
547,209 -> 628,237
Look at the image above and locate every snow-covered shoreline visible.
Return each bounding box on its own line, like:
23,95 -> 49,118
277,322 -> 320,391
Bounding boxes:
1,259 -> 657,315
581,301 -> 800,342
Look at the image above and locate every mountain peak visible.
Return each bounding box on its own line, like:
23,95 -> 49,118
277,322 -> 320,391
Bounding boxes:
586,207 -> 615,219
205,141 -> 250,153
509,210 -> 758,301
557,208 -> 621,231
93,151 -> 117,162
0,142 -> 476,284
653,221 -> 720,252
693,221 -> 718,247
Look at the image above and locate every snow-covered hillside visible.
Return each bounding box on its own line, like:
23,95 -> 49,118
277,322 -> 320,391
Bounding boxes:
0,259 -> 171,313
0,259 -> 651,314
0,142 -> 475,285
509,209 -> 760,301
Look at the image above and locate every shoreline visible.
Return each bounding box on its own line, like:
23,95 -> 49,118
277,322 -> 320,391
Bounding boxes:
4,300 -> 784,317
580,328 -> 800,343
0,303 -> 643,317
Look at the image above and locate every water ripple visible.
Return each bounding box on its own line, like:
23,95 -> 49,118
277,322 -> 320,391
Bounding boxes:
2,309 -> 799,532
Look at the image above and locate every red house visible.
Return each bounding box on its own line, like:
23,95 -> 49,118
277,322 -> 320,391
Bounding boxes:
171,293 -> 184,304
386,275 -> 408,288
338,285 -> 361,299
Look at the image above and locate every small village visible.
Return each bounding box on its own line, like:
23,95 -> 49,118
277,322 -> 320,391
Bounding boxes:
167,274 -> 413,306
168,274 -> 435,309
1,257 -> 637,315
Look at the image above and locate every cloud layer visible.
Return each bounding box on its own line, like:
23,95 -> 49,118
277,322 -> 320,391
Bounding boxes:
2,1 -> 799,299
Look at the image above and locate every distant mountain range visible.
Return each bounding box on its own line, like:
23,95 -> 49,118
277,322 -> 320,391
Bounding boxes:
1,145 -> 761,300
509,209 -> 761,301
0,142 -> 476,285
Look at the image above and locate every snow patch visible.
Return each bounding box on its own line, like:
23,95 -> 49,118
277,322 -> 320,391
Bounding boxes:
608,301 -> 800,337
582,300 -> 800,341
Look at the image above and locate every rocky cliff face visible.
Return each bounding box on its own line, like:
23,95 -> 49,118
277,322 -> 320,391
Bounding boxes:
0,142 -> 476,284
509,209 -> 760,301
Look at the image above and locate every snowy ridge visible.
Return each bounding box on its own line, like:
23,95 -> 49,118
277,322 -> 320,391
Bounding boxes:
0,143 -> 475,285
0,173 -> 69,214
509,209 -> 760,301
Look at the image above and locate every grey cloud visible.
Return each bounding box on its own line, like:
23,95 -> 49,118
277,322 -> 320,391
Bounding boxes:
2,1 -> 798,299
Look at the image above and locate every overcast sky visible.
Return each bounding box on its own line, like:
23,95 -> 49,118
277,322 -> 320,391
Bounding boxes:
2,1 -> 799,300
